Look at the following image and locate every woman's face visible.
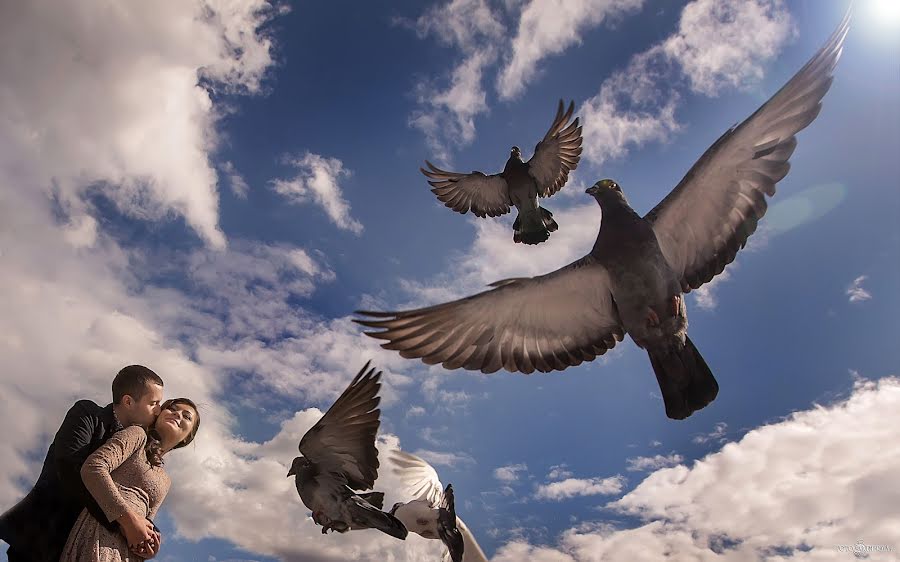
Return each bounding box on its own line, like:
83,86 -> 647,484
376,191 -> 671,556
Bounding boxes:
155,402 -> 197,447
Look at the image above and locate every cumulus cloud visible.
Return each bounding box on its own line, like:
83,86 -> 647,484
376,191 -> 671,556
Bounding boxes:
0,0 -> 280,249
625,454 -> 684,472
547,464 -> 575,481
846,276 -> 872,303
494,463 -> 530,483
662,0 -> 795,96
406,0 -> 504,160
494,377 -> 900,560
580,0 -> 793,167
497,0 -> 644,100
271,152 -> 363,235
534,475 -> 626,501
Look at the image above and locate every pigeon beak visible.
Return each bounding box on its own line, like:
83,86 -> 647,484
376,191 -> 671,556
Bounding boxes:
287,467 -> 296,478
585,186 -> 598,195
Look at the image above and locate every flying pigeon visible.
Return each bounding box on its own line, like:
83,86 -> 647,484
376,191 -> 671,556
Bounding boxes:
287,361 -> 408,539
421,99 -> 582,245
356,13 -> 850,420
389,451 -> 488,562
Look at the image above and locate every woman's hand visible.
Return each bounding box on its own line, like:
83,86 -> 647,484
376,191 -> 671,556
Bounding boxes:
116,511 -> 155,550
130,529 -> 161,559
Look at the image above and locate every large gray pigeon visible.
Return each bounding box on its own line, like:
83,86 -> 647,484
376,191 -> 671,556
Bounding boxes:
389,451 -> 488,562
356,13 -> 849,420
287,361 -> 408,539
422,99 -> 582,245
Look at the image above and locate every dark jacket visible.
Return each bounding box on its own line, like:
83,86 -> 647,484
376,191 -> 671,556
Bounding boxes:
0,400 -> 123,562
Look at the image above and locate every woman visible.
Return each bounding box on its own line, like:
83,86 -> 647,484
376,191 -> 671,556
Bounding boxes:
60,398 -> 200,561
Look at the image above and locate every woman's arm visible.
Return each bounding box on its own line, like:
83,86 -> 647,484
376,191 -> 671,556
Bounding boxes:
80,425 -> 155,546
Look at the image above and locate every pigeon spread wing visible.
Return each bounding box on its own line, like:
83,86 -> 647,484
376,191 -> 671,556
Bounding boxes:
355,256 -> 624,374
646,11 -> 850,292
298,362 -> 382,491
421,161 -> 512,218
527,100 -> 583,198
390,450 -> 445,508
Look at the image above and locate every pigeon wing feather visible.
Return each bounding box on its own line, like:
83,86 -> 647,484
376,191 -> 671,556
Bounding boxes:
298,361 -> 382,491
646,11 -> 850,292
356,256 -> 623,374
422,161 -> 512,218
527,100 -> 583,198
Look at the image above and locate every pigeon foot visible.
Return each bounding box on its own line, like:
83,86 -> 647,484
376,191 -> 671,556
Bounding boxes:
670,295 -> 681,317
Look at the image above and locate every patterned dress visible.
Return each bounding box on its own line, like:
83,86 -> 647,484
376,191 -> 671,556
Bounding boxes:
60,426 -> 170,562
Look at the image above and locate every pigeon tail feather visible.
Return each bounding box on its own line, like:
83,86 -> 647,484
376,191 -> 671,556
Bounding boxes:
358,491 -> 384,509
349,498 -> 409,540
512,207 -> 556,245
647,336 -> 718,420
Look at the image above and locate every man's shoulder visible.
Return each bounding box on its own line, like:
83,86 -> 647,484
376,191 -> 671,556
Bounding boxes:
69,399 -> 104,414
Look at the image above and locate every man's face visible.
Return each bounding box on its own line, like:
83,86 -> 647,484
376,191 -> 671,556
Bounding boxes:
125,383 -> 164,428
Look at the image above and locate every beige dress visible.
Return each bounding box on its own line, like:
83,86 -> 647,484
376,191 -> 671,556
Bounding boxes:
60,425 -> 171,562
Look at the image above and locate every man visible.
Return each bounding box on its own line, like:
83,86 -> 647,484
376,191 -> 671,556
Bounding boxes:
0,365 -> 165,561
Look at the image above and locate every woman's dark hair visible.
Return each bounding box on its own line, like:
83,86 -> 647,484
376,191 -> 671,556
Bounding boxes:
144,398 -> 201,468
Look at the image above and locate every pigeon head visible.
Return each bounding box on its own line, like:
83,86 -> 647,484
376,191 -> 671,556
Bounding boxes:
287,456 -> 311,478
510,146 -> 522,160
586,179 -> 628,206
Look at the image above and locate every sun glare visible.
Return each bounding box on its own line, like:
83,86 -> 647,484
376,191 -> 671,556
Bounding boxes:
864,0 -> 900,30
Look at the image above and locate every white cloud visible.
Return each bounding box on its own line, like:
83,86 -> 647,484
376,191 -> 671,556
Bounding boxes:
691,265 -> 733,312
846,276 -> 872,303
406,405 -> 427,418
412,449 -> 476,468
406,0 -> 504,160
547,464 -> 575,481
494,463 -> 529,483
497,0 -> 644,100
662,0 -> 795,96
580,0 -> 793,167
625,454 -> 684,472
534,475 -> 626,501
271,152 -> 363,235
0,0 -> 280,249
580,45 -> 682,167
692,421 -> 729,445
221,161 -> 250,198
494,377 -> 900,560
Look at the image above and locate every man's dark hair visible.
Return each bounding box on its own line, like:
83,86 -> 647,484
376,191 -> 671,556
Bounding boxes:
112,365 -> 164,404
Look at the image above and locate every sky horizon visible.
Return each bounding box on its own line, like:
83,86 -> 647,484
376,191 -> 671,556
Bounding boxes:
2,1 -> 899,561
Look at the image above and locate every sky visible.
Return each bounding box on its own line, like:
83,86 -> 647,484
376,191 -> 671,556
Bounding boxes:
1,0 -> 899,561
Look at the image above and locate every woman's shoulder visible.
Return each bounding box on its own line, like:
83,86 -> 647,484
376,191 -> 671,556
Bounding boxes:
112,424 -> 149,445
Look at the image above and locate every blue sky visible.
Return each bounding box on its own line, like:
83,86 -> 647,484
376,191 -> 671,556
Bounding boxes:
1,1 -> 899,561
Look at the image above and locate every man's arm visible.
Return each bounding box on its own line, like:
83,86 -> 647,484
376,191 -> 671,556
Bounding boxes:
52,400 -> 118,531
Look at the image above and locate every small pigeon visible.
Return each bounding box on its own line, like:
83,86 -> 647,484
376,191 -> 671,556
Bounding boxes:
356,13 -> 850,420
421,99 -> 582,245
389,451 -> 488,562
287,361 -> 408,540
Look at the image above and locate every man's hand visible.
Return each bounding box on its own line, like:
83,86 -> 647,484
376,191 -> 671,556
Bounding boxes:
116,511 -> 155,549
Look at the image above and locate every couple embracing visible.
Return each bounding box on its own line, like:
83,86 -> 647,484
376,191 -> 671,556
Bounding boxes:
0,365 -> 200,561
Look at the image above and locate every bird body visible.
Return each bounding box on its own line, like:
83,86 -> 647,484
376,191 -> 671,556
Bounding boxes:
389,451 -> 485,562
357,11 -> 850,420
288,362 -> 408,540
391,499 -> 442,539
422,100 -> 581,245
